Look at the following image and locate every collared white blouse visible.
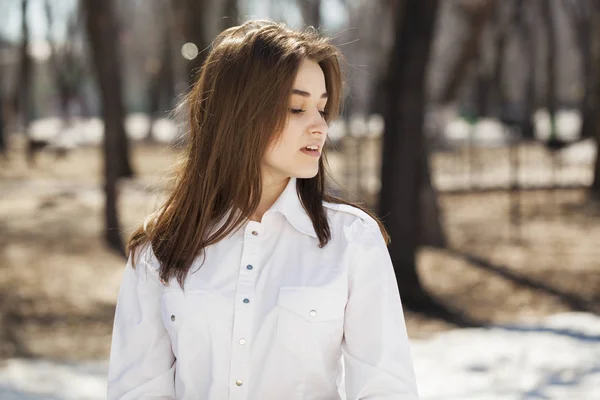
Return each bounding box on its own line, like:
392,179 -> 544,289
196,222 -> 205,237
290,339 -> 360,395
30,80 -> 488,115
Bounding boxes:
107,177 -> 419,400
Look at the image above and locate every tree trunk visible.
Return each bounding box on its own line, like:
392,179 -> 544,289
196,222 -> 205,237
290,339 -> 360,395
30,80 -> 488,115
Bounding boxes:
590,1 -> 600,198
563,0 -> 594,139
438,0 -> 496,104
45,0 -> 72,123
516,0 -> 536,139
419,140 -> 446,248
541,0 -> 557,140
179,0 -> 210,86
298,0 -> 321,28
17,0 -> 41,167
490,2 -> 508,114
474,63 -> 492,117
378,0 -> 441,308
162,27 -> 175,110
83,0 -> 128,255
0,94 -> 5,156
15,0 -> 33,144
146,71 -> 161,142
116,122 -> 134,178
147,0 -> 176,141
592,134 -> 600,198
580,30 -> 594,140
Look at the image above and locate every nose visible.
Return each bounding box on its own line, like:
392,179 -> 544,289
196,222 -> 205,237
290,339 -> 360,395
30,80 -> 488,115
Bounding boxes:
309,110 -> 328,136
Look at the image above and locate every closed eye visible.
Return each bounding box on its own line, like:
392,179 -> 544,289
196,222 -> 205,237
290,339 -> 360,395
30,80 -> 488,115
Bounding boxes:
289,108 -> 329,118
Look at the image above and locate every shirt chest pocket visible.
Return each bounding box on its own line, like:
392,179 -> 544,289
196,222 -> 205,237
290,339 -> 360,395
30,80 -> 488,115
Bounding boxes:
160,289 -> 218,357
276,286 -> 347,358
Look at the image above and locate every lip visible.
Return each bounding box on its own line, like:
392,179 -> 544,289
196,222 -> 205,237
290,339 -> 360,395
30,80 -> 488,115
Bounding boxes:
300,143 -> 323,151
300,148 -> 321,158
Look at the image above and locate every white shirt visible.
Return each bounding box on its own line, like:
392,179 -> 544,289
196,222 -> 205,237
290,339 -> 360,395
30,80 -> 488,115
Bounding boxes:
107,176 -> 419,400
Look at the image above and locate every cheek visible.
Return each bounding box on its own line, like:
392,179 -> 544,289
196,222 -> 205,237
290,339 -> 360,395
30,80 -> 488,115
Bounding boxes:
263,119 -> 305,166
277,123 -> 302,153
264,136 -> 296,166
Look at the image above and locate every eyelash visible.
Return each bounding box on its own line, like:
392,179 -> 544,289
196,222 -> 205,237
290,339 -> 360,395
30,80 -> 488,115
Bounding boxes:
290,108 -> 329,118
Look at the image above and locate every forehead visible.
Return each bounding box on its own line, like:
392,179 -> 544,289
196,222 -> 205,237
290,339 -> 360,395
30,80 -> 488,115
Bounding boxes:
293,59 -> 326,92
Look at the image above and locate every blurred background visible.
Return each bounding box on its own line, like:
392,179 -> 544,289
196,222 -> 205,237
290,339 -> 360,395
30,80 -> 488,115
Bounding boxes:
0,0 -> 599,398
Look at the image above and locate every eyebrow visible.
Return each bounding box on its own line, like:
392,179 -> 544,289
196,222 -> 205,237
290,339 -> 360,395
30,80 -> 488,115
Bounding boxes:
292,89 -> 328,99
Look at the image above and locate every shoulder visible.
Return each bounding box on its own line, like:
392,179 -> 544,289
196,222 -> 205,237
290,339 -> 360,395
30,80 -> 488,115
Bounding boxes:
323,201 -> 378,226
129,241 -> 161,275
322,201 -> 380,242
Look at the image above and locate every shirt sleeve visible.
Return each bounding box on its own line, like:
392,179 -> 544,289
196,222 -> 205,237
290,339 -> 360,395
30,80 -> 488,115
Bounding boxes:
342,219 -> 419,399
107,244 -> 176,400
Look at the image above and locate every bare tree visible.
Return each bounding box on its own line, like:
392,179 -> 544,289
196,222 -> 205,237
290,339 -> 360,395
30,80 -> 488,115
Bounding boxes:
563,0 -> 594,140
378,0 -> 445,309
14,0 -> 31,119
172,0 -> 210,86
83,0 -> 131,254
471,1 -> 510,118
84,1 -> 133,179
490,1 -> 512,114
541,0 -> 558,145
591,0 -> 600,199
146,0 -> 176,141
13,0 -> 35,164
44,0 -> 87,124
0,90 -> 5,157
516,0 -> 537,139
438,0 -> 496,104
0,53 -> 5,157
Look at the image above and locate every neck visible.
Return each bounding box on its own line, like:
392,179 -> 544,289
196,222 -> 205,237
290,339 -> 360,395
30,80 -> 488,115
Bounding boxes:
249,176 -> 290,222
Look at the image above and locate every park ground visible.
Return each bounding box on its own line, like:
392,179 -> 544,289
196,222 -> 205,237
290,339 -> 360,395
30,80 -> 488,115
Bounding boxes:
0,135 -> 599,362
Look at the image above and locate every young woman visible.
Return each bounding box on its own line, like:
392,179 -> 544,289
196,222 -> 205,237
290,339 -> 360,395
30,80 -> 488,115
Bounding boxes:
107,20 -> 418,400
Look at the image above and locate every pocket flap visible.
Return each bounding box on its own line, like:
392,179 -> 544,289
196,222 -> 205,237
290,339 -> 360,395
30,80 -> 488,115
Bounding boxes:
277,286 -> 346,322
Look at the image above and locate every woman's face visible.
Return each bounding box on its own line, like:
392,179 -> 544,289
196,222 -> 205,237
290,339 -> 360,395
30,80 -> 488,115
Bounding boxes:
262,58 -> 329,183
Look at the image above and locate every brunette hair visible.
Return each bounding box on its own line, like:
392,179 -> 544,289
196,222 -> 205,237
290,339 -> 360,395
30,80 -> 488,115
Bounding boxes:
128,20 -> 389,287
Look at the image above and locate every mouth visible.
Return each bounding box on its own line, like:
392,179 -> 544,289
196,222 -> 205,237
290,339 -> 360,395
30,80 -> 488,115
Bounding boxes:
300,145 -> 321,158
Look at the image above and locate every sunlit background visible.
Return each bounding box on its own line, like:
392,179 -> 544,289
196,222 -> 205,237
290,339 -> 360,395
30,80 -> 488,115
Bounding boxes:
0,0 -> 599,398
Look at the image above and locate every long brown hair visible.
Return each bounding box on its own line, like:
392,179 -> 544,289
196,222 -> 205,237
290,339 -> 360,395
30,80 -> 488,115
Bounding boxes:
129,20 -> 389,288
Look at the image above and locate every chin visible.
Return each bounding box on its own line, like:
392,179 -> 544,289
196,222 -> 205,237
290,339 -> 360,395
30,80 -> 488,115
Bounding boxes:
294,169 -> 319,179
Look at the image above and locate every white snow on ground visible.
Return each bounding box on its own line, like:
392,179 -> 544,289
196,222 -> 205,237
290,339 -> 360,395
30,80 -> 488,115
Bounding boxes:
0,359 -> 107,400
413,312 -> 600,400
0,312 -> 598,399
21,107 -> 592,147
437,108 -> 585,145
27,115 -> 181,145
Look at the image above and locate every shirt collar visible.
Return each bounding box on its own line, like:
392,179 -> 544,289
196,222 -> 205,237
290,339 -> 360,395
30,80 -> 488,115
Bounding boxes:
268,176 -> 317,238
214,177 -> 318,239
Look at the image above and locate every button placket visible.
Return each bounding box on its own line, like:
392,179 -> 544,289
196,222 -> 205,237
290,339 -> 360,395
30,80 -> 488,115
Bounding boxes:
229,221 -> 263,399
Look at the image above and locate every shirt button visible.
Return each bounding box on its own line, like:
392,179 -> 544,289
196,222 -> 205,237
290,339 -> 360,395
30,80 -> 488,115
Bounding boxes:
246,264 -> 253,270
236,379 -> 243,386
309,309 -> 317,317
170,314 -> 176,321
238,338 -> 246,345
251,230 -> 258,236
243,298 -> 250,303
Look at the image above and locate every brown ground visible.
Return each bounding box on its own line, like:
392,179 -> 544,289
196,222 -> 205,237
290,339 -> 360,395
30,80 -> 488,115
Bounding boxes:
0,137 -> 599,361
